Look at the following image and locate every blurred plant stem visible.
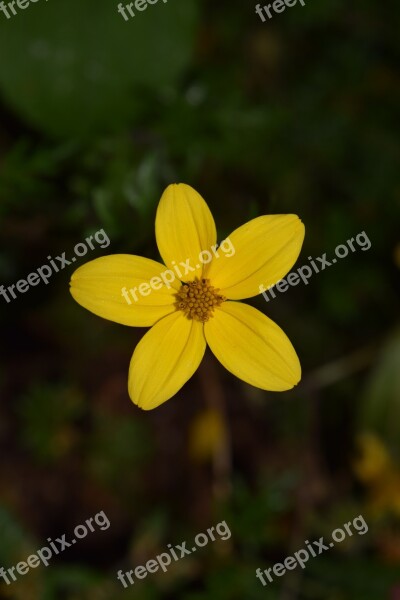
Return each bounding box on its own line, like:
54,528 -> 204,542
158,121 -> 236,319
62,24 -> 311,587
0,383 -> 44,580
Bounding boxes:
303,342 -> 380,391
198,354 -> 232,502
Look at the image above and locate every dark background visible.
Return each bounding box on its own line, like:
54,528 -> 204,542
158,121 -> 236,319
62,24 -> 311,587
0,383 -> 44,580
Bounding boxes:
0,0 -> 400,598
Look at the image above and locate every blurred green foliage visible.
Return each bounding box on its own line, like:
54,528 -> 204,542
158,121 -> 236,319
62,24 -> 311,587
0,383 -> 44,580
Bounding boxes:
18,384 -> 84,464
359,331 -> 400,454
0,0 -> 198,137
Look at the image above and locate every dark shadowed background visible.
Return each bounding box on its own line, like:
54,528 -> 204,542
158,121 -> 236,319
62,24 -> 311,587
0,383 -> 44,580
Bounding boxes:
0,0 -> 400,598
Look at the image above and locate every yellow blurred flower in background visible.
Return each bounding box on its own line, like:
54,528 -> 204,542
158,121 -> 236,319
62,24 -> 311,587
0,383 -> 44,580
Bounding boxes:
189,408 -> 228,462
355,432 -> 400,518
354,433 -> 393,484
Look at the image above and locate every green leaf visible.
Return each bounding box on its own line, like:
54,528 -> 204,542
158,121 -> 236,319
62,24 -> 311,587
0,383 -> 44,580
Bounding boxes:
0,0 -> 198,137
359,330 -> 400,453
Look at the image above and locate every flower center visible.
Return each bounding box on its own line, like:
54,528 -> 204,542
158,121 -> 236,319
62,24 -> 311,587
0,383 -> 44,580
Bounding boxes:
176,278 -> 226,322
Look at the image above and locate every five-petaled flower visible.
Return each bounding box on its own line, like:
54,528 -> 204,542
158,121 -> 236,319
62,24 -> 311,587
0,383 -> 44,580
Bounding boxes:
70,184 -> 305,410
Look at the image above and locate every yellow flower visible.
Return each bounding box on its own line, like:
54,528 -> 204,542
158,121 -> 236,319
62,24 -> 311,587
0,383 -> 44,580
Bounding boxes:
189,408 -> 227,462
70,184 -> 305,410
354,432 -> 400,518
354,433 -> 393,484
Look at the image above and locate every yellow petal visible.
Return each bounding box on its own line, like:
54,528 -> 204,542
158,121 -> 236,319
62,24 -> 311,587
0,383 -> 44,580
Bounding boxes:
155,183 -> 217,280
129,312 -> 206,410
206,215 -> 305,299
204,301 -> 301,391
70,255 -> 179,327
